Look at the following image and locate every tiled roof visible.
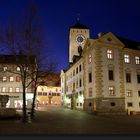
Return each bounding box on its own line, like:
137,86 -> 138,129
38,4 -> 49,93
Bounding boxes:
117,36 -> 140,50
0,55 -> 36,64
70,21 -> 89,29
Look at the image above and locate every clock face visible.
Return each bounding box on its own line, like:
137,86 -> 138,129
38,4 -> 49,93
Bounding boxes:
76,34 -> 85,44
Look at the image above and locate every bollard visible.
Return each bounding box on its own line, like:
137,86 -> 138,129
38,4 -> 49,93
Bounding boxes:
27,112 -> 32,123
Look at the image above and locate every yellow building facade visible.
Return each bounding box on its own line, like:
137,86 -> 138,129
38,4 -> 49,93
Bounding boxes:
36,86 -> 61,106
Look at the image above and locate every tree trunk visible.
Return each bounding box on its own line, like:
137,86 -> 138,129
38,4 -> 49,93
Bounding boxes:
31,87 -> 37,119
22,85 -> 27,123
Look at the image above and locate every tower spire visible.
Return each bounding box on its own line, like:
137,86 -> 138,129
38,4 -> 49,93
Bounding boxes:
76,13 -> 80,23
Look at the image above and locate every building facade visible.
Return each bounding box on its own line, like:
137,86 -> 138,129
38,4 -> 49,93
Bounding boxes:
36,72 -> 62,106
0,55 -> 36,109
61,21 -> 140,115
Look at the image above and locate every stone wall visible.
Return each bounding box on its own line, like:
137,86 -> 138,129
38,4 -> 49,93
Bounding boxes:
84,98 -> 126,115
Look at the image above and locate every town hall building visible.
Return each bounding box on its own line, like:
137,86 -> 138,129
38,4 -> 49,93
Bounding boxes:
60,21 -> 140,115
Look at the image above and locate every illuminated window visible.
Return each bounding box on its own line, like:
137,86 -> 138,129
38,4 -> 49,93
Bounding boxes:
17,67 -> 20,71
2,87 -> 6,92
2,77 -> 7,82
126,73 -> 131,83
9,87 -> 13,93
88,53 -> 92,63
107,49 -> 113,59
135,56 -> 140,64
109,86 -> 115,96
15,87 -> 20,93
9,77 -> 14,82
3,67 -> 7,71
88,88 -> 92,97
108,70 -> 114,80
126,90 -> 132,97
124,54 -> 130,63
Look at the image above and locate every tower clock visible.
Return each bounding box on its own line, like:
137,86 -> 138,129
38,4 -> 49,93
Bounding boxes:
69,21 -> 90,63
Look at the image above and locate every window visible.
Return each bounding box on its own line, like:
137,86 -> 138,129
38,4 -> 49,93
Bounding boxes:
107,49 -> 113,59
138,91 -> 140,97
139,103 -> 140,107
9,77 -> 14,82
38,92 -> 42,96
79,79 -> 82,87
73,82 -> 75,90
88,53 -> 92,63
80,103 -> 82,106
3,67 -> 7,71
2,87 -> 6,92
76,67 -> 78,74
15,87 -> 20,93
108,70 -> 114,80
16,76 -> 20,82
126,73 -> 131,83
135,56 -> 140,64
126,90 -> 132,97
89,102 -> 92,106
109,86 -> 115,96
127,102 -> 133,107
2,77 -> 7,82
124,54 -> 130,63
9,87 -> 13,93
88,72 -> 92,83
17,67 -> 20,71
57,93 -> 60,96
77,103 -> 79,106
110,102 -> 115,106
89,88 -> 92,97
76,80 -> 78,88
73,70 -> 75,76
137,74 -> 140,83
79,64 -> 82,72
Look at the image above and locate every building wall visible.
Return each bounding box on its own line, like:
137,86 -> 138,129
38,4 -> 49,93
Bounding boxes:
36,86 -> 61,105
0,64 -> 34,109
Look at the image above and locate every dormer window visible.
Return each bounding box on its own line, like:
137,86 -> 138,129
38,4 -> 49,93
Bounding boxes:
17,67 -> 20,71
135,56 -> 140,64
3,67 -> 7,71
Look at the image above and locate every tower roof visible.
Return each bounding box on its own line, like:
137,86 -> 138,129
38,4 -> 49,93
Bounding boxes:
70,21 -> 89,29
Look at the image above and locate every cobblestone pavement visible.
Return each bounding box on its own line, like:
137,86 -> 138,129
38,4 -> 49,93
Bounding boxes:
0,105 -> 140,135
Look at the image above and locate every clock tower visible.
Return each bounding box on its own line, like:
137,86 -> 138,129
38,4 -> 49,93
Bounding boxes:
69,21 -> 90,63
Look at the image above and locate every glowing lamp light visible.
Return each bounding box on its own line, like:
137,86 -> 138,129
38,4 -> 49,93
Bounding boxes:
79,94 -> 84,103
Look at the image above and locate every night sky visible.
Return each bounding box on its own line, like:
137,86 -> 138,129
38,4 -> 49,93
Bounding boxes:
0,0 -> 140,73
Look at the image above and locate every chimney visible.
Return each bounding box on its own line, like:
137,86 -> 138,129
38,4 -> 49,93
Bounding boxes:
98,32 -> 104,38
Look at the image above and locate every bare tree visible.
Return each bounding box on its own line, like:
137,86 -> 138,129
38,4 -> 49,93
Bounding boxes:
0,3 -> 45,123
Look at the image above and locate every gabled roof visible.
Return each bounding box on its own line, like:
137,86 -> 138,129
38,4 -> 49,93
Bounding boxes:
70,21 -> 89,29
117,36 -> 140,50
0,55 -> 36,64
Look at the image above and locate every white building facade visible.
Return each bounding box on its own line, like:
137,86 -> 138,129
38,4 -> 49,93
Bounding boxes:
61,22 -> 140,115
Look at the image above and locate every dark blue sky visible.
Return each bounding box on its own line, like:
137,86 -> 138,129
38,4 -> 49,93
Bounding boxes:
0,0 -> 140,73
